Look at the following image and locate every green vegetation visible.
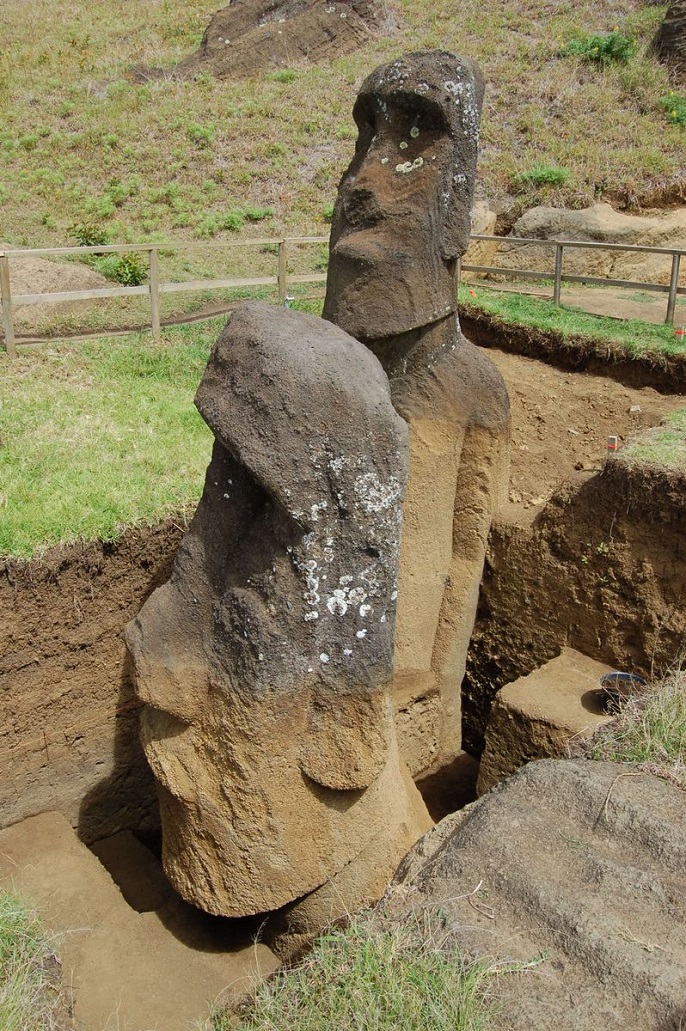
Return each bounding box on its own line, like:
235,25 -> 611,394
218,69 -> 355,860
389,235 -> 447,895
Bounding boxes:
92,251 -> 149,285
660,92 -> 686,127
560,30 -> 637,67
211,912 -> 494,1031
620,408 -> 686,469
511,164 -> 571,190
0,890 -> 62,1031
587,670 -> 686,788
0,320 -> 219,558
457,284 -> 685,357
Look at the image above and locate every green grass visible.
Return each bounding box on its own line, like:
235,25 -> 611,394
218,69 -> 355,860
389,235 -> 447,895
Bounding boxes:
620,408 -> 686,469
457,284 -> 685,357
0,319 -> 218,557
0,890 -> 62,1031
210,912 -> 494,1031
586,670 -> 686,788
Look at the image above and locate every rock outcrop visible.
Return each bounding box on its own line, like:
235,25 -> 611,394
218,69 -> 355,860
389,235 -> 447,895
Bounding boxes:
655,1 -> 686,79
175,0 -> 385,80
323,50 -> 511,776
125,301 -> 430,919
389,759 -> 686,1031
495,202 -> 686,286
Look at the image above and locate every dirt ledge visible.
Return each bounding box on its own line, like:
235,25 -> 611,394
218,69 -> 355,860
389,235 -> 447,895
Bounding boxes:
461,307 -> 686,394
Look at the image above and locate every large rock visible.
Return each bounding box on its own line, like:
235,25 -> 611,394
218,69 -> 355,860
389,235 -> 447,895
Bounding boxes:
175,0 -> 382,81
323,51 -> 511,775
495,202 -> 686,285
125,301 -> 431,919
390,759 -> 686,1031
477,648 -> 613,795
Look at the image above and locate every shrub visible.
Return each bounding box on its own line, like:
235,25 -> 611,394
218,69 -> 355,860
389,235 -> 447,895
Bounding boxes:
93,252 -> 148,286
69,222 -> 110,247
241,204 -> 273,222
561,30 -> 636,66
511,164 -> 570,189
186,121 -> 215,148
322,202 -> 336,222
660,92 -> 686,126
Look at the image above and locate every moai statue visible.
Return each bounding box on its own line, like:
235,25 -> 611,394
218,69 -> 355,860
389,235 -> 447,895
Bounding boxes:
323,51 -> 511,776
125,302 -> 431,921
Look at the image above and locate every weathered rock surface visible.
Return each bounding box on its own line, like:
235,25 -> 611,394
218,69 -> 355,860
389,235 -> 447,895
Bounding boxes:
390,759 -> 686,1031
324,51 -> 511,775
477,648 -> 613,795
126,300 -> 431,919
175,0 -> 383,80
495,202 -> 686,285
655,1 -> 686,79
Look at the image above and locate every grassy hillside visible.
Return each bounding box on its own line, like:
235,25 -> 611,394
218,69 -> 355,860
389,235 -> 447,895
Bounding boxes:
0,0 -> 683,264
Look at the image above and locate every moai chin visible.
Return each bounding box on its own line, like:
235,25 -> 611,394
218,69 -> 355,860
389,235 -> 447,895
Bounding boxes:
125,302 -> 431,919
324,50 -> 511,776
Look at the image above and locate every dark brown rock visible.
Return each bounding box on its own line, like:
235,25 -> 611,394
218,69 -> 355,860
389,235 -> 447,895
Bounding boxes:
655,1 -> 686,78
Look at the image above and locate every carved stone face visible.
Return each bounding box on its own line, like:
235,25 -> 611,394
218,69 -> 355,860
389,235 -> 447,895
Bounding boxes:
323,51 -> 484,342
125,302 -> 413,917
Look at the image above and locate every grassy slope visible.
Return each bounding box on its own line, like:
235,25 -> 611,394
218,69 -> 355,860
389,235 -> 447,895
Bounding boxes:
0,0 -> 682,263
0,320 -> 217,557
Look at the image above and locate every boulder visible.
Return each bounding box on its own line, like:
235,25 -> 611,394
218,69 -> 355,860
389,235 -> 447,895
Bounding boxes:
495,202 -> 686,285
390,759 -> 686,1031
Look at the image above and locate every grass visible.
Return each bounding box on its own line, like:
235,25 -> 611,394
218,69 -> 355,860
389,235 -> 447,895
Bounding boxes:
0,0 -> 682,288
586,669 -> 686,789
0,890 -> 63,1031
0,319 -> 218,558
457,283 -> 686,357
619,408 -> 686,469
210,911 -> 494,1031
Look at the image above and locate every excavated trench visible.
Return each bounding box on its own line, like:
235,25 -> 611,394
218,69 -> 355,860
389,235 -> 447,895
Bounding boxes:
1,335 -> 685,1020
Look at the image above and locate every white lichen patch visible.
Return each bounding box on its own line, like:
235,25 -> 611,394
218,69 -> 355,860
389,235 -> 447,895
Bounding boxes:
399,141 -> 408,150
356,629 -> 367,639
319,653 -> 330,663
343,648 -> 353,657
410,126 -> 420,138
395,157 -> 423,174
381,157 -> 389,165
359,603 -> 373,617
304,611 -> 319,622
354,472 -> 402,514
326,590 -> 349,616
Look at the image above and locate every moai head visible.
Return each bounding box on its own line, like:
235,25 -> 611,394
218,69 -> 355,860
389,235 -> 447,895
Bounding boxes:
323,50 -> 484,343
125,302 -> 413,917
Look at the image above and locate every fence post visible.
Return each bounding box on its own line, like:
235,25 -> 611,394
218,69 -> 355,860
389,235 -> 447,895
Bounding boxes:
553,243 -> 563,306
277,239 -> 287,305
149,247 -> 161,343
665,252 -> 681,326
0,253 -> 16,358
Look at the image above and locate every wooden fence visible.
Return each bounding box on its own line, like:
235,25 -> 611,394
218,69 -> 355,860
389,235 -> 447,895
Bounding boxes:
1,234 -> 684,357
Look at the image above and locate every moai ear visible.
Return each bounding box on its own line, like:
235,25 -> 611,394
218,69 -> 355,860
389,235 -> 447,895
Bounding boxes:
299,688 -> 392,791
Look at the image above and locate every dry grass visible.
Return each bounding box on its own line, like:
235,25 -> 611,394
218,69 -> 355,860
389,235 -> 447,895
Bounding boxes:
0,0 -> 682,272
585,669 -> 686,789
0,890 -> 64,1031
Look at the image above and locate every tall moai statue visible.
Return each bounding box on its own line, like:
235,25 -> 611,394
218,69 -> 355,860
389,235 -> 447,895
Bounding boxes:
323,50 -> 511,775
125,302 -> 431,924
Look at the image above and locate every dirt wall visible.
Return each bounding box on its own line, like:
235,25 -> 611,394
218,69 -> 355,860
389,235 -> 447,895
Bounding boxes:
0,523 -> 183,843
464,456 -> 686,753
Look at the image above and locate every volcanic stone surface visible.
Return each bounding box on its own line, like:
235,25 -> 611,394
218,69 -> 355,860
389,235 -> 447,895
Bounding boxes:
125,301 -> 431,918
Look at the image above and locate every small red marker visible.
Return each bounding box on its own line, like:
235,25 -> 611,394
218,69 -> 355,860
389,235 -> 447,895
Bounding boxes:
675,326 -> 685,345
607,435 -> 619,452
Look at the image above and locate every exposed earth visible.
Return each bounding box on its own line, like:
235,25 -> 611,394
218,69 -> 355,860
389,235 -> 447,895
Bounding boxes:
1,327 -> 685,1030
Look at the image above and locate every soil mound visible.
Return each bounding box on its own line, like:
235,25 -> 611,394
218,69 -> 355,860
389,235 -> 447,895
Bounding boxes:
1,243 -> 110,334
389,759 -> 686,1031
173,0 -> 386,80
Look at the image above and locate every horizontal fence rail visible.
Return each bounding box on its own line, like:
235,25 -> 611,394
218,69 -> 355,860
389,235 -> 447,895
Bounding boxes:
1,234 -> 685,355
